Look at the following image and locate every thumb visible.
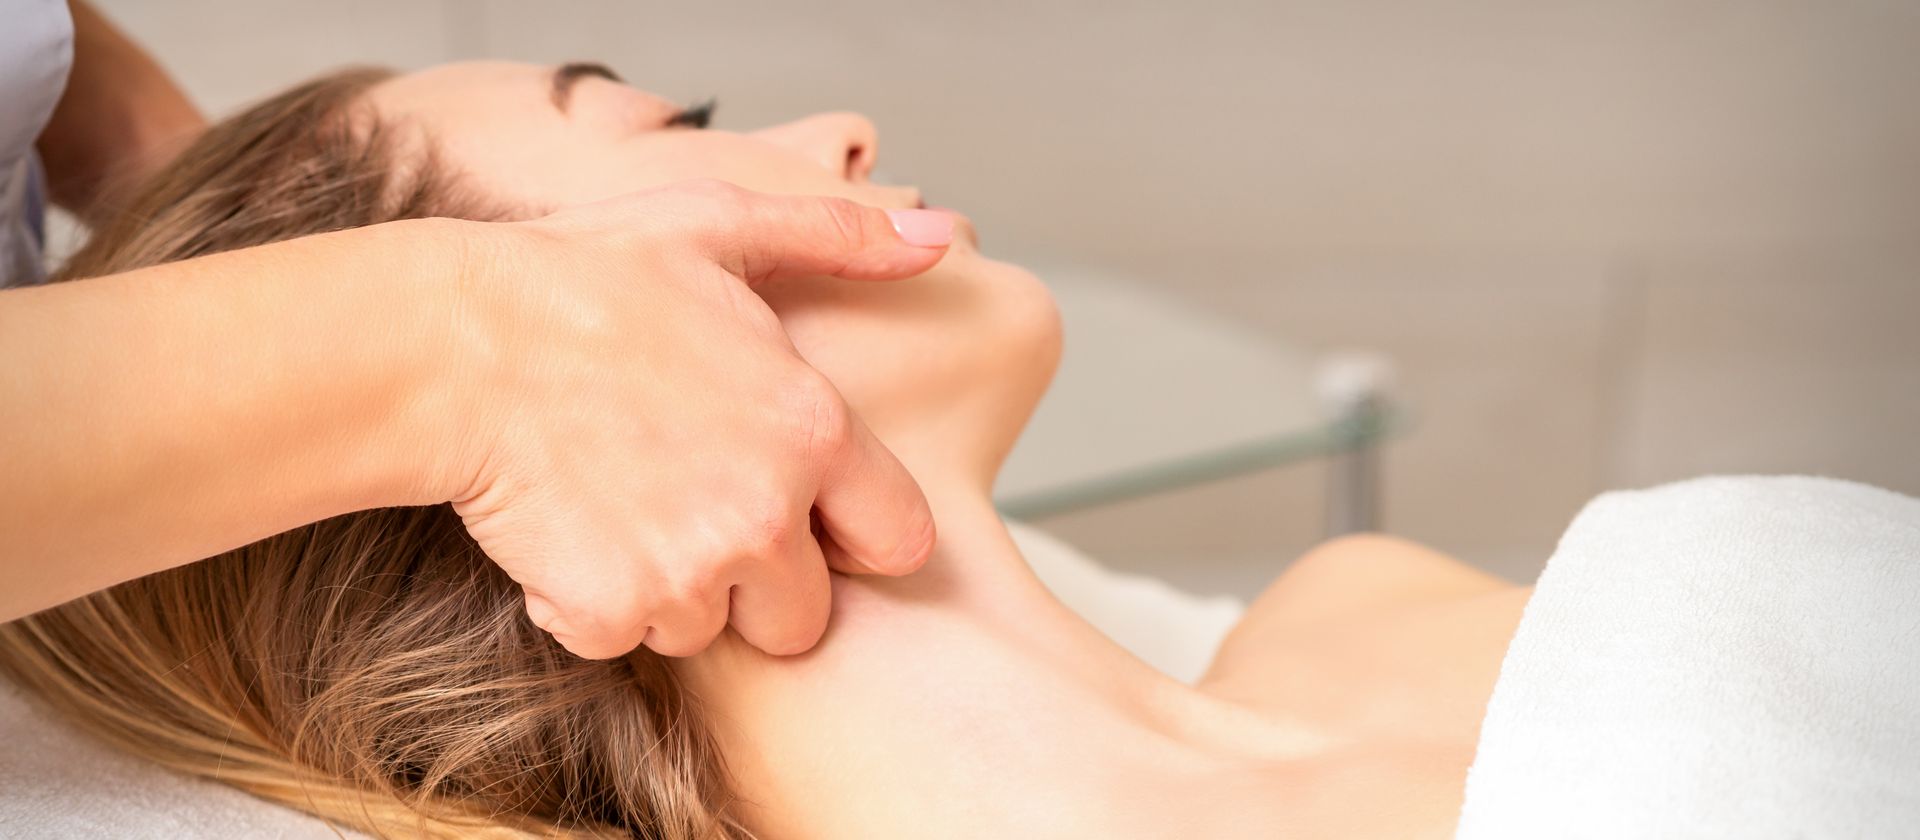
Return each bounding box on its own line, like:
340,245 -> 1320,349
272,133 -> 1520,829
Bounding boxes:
672,181 -> 956,286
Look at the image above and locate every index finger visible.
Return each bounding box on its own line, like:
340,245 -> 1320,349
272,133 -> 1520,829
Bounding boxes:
812,409 -> 936,576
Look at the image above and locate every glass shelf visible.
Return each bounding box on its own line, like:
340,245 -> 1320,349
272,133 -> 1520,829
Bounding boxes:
994,270 -> 1399,523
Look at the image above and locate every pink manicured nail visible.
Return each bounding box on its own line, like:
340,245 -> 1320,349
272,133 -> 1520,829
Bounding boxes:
886,208 -> 955,247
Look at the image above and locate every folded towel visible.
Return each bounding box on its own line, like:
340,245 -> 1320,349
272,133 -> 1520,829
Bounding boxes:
1455,476 -> 1920,839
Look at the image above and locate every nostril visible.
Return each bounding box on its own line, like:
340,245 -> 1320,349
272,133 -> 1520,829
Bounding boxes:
845,143 -> 870,180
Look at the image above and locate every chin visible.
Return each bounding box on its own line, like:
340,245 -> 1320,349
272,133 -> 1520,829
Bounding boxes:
764,248 -> 1062,484
985,258 -> 1063,394
963,257 -> 1063,474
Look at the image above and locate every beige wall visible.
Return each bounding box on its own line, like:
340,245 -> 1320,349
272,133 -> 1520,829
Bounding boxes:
95,0 -> 1920,594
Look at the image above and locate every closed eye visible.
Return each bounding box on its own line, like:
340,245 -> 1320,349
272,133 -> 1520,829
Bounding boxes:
551,62 -> 623,112
666,99 -> 717,129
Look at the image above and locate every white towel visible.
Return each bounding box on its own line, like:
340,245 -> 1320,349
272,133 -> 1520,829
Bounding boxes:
0,675 -> 356,839
1455,476 -> 1920,839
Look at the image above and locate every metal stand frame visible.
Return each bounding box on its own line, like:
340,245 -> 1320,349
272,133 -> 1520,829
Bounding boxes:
1316,353 -> 1394,537
1325,394 -> 1384,535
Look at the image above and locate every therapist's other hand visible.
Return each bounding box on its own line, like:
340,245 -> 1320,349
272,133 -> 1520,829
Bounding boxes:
436,180 -> 953,660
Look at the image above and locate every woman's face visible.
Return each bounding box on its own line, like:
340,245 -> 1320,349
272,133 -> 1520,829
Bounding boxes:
369,60 -> 1059,483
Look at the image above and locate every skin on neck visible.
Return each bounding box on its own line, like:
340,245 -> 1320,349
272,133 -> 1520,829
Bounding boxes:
674,462 -> 1336,839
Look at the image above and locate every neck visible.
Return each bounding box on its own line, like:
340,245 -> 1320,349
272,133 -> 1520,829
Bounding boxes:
915,474 -> 1335,750
682,470 -> 1330,838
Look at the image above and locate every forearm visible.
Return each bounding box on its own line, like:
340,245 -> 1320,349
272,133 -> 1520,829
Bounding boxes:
0,219 -> 471,620
37,0 -> 205,215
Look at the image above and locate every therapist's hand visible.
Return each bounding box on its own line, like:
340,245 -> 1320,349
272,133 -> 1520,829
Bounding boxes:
435,180 -> 953,660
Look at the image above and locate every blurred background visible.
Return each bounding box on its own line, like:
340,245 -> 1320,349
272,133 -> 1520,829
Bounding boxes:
84,0 -> 1920,597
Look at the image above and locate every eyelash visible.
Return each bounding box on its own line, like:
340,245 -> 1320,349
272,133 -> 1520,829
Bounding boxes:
667,99 -> 717,129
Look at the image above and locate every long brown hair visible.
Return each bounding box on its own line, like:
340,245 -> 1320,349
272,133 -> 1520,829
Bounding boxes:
0,68 -> 747,839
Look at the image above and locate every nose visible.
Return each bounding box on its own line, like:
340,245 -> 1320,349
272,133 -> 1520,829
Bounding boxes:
752,112 -> 880,182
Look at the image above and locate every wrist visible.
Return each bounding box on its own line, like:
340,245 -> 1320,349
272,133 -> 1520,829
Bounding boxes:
347,216 -> 505,509
386,215 -> 574,509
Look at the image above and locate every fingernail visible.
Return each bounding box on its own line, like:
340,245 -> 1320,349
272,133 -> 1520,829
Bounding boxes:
886,208 -> 954,247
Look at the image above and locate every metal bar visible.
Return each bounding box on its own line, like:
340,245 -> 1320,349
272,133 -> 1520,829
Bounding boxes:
994,410 -> 1398,520
1325,394 -> 1385,535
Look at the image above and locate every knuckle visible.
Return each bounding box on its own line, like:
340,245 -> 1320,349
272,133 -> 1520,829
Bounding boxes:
662,563 -> 722,605
741,504 -> 796,558
580,580 -> 643,619
777,372 -> 851,461
759,610 -> 830,657
563,631 -> 635,661
677,178 -> 751,218
734,297 -> 785,338
666,179 -> 758,274
647,629 -> 712,659
817,197 -> 872,249
535,575 -> 657,659
699,492 -> 795,568
522,591 -> 560,631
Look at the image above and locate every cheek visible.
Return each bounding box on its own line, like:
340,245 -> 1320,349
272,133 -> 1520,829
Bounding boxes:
438,131 -> 630,212
441,131 -> 718,210
533,142 -> 714,207
459,129 -> 865,212
517,135 -> 831,209
618,134 -> 860,201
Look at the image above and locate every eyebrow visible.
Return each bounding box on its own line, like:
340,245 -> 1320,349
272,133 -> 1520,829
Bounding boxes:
550,61 -> 623,112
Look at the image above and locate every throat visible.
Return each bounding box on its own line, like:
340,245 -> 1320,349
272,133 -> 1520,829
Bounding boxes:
905,483 -> 1337,758
684,482 -> 1330,838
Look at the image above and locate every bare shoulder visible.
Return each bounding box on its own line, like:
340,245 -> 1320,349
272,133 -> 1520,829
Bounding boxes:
1197,534 -> 1531,735
1241,533 -> 1514,631
1276,736 -> 1484,840
1193,536 -> 1534,838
